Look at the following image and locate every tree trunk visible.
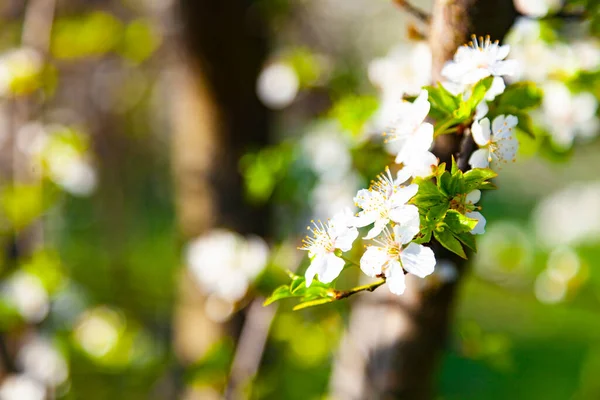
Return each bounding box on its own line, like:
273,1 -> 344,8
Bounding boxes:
330,2 -> 517,399
170,0 -> 270,395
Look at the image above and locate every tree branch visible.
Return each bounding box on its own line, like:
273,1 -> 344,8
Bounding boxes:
393,0 -> 431,24
333,279 -> 386,300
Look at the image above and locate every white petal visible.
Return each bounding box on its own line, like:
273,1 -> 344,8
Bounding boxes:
493,59 -> 519,76
475,101 -> 489,120
400,243 -> 436,278
318,253 -> 346,283
413,90 -> 431,122
466,211 -> 486,235
389,183 -> 418,206
385,260 -> 406,295
360,246 -> 388,277
405,151 -> 438,178
472,118 -> 491,146
496,44 -> 510,60
466,189 -> 481,204
393,213 -> 421,244
333,226 -> 358,252
497,135 -> 519,163
468,148 -> 490,169
365,218 -> 389,240
305,254 -> 327,287
485,77 -> 506,100
354,211 -> 377,228
390,204 -> 419,231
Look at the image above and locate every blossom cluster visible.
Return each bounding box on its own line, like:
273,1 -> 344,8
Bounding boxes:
296,36 -> 520,297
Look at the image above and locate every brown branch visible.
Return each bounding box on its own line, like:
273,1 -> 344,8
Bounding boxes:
393,0 -> 431,24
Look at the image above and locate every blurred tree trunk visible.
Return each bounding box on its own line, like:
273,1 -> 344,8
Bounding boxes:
170,0 -> 270,395
330,1 -> 517,399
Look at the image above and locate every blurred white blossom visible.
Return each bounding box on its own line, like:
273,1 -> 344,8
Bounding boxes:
539,81 -> 599,149
513,0 -> 563,18
534,182 -> 600,248
1,272 -> 49,323
73,307 -> 123,358
0,48 -> 43,97
301,126 -> 352,181
368,42 -> 432,127
0,375 -> 45,400
186,230 -> 269,302
17,336 -> 68,387
256,62 -> 299,109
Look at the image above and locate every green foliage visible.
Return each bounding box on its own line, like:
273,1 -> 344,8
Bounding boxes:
284,47 -> 323,87
185,339 -> 234,386
52,12 -> 123,59
329,95 -> 378,136
489,81 -> 543,138
240,144 -> 294,204
411,160 -> 495,258
0,184 -> 56,231
264,272 -> 336,310
429,77 -> 494,136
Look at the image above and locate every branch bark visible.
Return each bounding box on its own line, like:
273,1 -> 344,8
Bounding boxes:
330,1 -> 517,399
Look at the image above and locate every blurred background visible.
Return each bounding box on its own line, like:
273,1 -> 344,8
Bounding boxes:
1,0 -> 600,399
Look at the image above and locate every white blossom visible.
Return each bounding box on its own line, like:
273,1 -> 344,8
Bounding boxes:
469,115 -> 518,169
465,190 -> 486,235
539,81 -> 599,149
0,375 -> 45,400
256,62 -> 299,110
385,90 -> 435,168
360,226 -> 435,295
354,168 -> 419,239
442,36 -> 518,85
186,230 -> 269,302
17,336 -> 68,387
300,208 -> 358,286
1,272 -> 49,323
513,0 -> 563,18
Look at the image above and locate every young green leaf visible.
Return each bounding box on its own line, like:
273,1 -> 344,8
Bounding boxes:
497,82 -> 543,110
444,210 -> 478,234
456,231 -> 477,252
263,285 -> 295,306
293,297 -> 336,310
434,227 -> 467,259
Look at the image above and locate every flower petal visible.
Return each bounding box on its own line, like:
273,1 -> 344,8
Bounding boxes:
385,260 -> 406,295
400,243 -> 436,278
360,246 -> 388,277
364,218 -> 389,240
305,254 -> 326,287
390,203 -> 419,226
393,214 -> 421,244
466,189 -> 481,204
318,253 -> 346,283
472,118 -> 491,146
469,148 -> 490,169
466,211 -> 486,234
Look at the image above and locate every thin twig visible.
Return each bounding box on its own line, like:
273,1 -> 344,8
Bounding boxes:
333,279 -> 386,300
393,0 -> 431,24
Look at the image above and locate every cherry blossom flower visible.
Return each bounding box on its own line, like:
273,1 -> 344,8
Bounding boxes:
300,208 -> 358,286
385,90 -> 434,166
468,115 -> 519,169
540,81 -> 599,149
360,226 -> 435,295
354,168 -> 419,239
465,190 -> 486,235
442,36 -> 518,85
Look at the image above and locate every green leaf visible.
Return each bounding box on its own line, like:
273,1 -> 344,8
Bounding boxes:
293,297 -> 335,310
444,210 -> 478,234
427,202 -> 449,222
413,178 -> 448,209
451,156 -> 459,175
425,83 -> 460,119
434,227 -> 467,259
456,231 -> 477,252
330,94 -> 379,136
466,77 -> 494,111
463,168 -> 497,192
264,285 -> 295,306
498,82 -> 543,111
289,274 -> 306,294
